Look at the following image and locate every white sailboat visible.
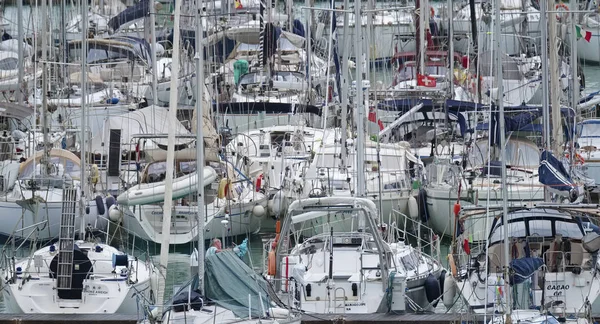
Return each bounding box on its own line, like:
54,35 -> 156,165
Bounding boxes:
266,197 -> 442,313
147,3 -> 300,321
0,2 -> 158,312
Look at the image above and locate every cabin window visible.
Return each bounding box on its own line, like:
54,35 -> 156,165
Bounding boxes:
528,220 -> 553,237
579,123 -> 600,138
146,162 -> 167,183
0,57 -> 18,70
555,221 -> 583,239
179,161 -> 197,175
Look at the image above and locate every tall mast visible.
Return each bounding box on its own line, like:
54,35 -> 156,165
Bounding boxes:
79,0 -> 89,237
339,0 -> 350,171
549,0 -> 562,154
41,0 -> 49,170
16,0 -> 23,104
195,0 -> 206,294
354,0 -> 365,198
447,0 -> 454,98
417,0 -> 425,75
157,0 -> 182,312
570,7 -> 578,162
541,0 -> 550,149
494,0 -> 511,318
149,0 -> 158,106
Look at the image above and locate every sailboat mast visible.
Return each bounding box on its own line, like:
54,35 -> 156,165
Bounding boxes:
16,0 -> 23,104
339,0 -> 350,171
447,0 -> 454,98
494,0 -> 511,317
79,0 -> 89,236
417,0 -> 425,74
149,0 -> 158,105
541,0 -> 550,148
549,0 -> 563,154
41,0 -> 49,169
195,0 -> 206,294
157,0 -> 183,311
354,0 -> 365,198
570,7 -> 578,161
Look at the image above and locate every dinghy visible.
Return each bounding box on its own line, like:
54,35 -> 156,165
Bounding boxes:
117,166 -> 218,206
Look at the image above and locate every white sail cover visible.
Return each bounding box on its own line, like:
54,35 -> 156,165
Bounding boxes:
90,105 -> 193,154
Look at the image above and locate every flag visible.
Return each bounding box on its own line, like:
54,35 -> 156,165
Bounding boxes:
368,110 -> 384,131
417,74 -> 436,87
576,25 -> 592,42
234,0 -> 243,9
463,239 -> 470,255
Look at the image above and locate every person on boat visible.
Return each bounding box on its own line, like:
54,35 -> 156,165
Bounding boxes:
206,238 -> 222,257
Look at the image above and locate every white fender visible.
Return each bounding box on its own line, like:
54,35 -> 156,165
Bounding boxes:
443,273 -> 456,309
269,191 -> 287,217
252,204 -> 266,218
408,196 -> 418,219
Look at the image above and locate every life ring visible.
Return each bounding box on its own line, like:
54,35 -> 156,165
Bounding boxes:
217,178 -> 230,199
555,3 -> 568,21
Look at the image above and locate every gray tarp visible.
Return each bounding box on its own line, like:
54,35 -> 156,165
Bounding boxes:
205,251 -> 274,318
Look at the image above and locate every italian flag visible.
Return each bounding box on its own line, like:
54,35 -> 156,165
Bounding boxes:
576,25 -> 592,42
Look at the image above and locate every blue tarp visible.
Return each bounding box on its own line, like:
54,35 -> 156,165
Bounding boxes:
539,150 -> 576,198
509,257 -> 544,285
108,0 -> 150,32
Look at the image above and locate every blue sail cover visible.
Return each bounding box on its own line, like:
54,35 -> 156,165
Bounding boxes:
539,150 -> 575,198
509,257 -> 544,285
108,0 -> 150,32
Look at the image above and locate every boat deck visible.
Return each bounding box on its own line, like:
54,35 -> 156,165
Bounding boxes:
0,314 -> 140,323
301,312 -> 483,324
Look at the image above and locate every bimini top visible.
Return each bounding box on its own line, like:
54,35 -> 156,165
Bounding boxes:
18,149 -> 81,180
578,119 -> 600,139
68,36 -> 151,65
488,208 -> 585,244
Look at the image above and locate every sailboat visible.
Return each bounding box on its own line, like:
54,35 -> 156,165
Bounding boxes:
145,2 -> 300,322
448,0 -> 600,319
1,1 -> 158,312
266,197 -> 442,313
1,234 -> 158,314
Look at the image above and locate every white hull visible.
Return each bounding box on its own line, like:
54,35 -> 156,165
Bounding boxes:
121,193 -> 270,245
215,112 -> 323,136
1,242 -> 155,314
425,185 -> 544,241
338,24 -> 415,62
3,278 -> 151,314
161,307 -> 301,324
0,198 -> 106,240
117,167 -> 218,206
450,7 -> 541,56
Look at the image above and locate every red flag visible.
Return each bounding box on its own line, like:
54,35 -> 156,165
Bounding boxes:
417,74 -> 436,87
368,110 -> 384,131
463,239 -> 471,255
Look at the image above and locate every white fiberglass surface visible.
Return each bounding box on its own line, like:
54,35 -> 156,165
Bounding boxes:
468,139 -> 539,169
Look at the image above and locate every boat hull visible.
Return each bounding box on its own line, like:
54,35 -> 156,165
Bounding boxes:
0,198 -> 107,241
121,193 -> 270,245
425,185 -> 544,241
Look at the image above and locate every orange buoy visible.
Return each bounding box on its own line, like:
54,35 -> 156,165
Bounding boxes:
453,203 -> 461,217
275,220 -> 281,234
268,250 -> 276,275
